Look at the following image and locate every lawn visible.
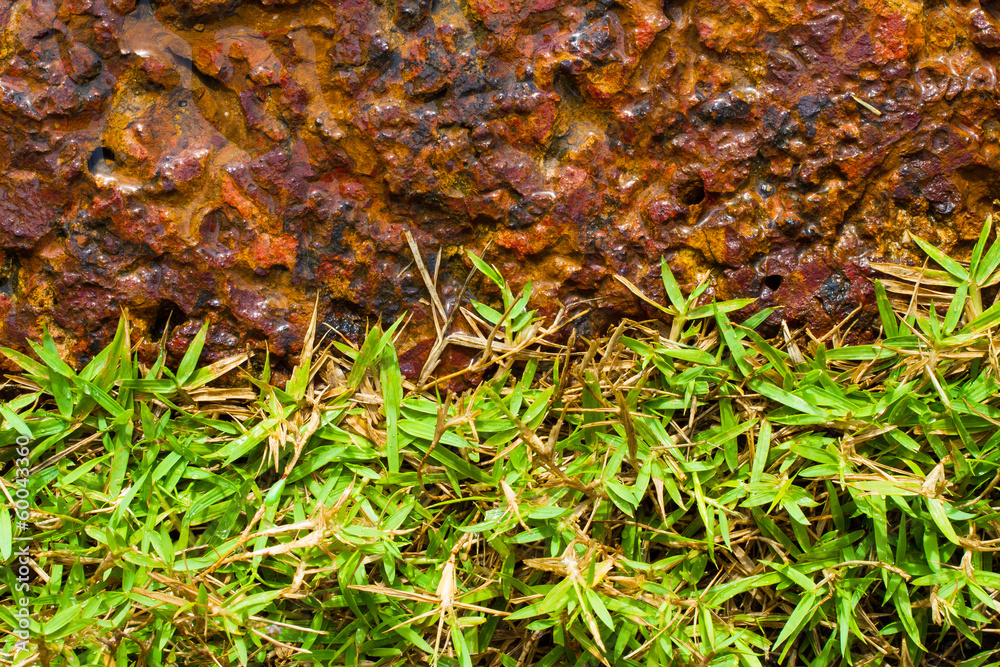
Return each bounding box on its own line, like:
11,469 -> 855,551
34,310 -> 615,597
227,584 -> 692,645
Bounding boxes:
3,222 -> 1000,666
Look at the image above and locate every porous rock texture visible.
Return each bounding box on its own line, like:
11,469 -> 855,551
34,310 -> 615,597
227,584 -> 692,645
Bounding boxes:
1,0 -> 998,374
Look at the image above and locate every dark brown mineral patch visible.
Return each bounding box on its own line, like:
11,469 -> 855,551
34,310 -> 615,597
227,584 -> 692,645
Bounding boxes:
2,0 -> 999,373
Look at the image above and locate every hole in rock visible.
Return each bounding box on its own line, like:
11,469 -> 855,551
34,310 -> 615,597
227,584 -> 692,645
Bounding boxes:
87,146 -> 116,175
413,84 -> 449,106
553,69 -> 583,106
0,255 -> 19,296
764,275 -> 783,291
149,300 -> 185,340
662,0 -> 684,22
984,0 -> 1000,23
677,177 -> 705,206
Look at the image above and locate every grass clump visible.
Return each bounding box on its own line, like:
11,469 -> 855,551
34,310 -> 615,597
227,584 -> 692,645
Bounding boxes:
3,223 -> 1000,667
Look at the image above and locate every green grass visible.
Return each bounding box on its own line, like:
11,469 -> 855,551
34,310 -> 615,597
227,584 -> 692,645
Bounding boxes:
3,225 -> 1000,667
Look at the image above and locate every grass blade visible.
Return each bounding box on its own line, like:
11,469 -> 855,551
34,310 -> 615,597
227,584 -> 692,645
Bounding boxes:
910,233 -> 969,282
176,319 -> 210,385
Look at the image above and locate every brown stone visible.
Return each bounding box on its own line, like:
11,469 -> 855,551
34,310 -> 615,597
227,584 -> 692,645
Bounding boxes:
2,0 -> 1000,375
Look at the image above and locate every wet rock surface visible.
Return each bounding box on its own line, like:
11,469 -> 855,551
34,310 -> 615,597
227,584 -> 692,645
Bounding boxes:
1,0 -> 999,372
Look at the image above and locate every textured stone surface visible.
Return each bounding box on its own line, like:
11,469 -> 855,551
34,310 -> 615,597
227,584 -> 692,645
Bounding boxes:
2,0 -> 999,373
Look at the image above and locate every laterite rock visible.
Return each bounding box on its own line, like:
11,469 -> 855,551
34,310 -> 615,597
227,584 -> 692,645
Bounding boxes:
1,0 -> 998,372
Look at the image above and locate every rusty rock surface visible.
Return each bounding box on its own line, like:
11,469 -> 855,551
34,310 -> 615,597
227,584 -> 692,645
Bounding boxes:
1,0 -> 999,372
